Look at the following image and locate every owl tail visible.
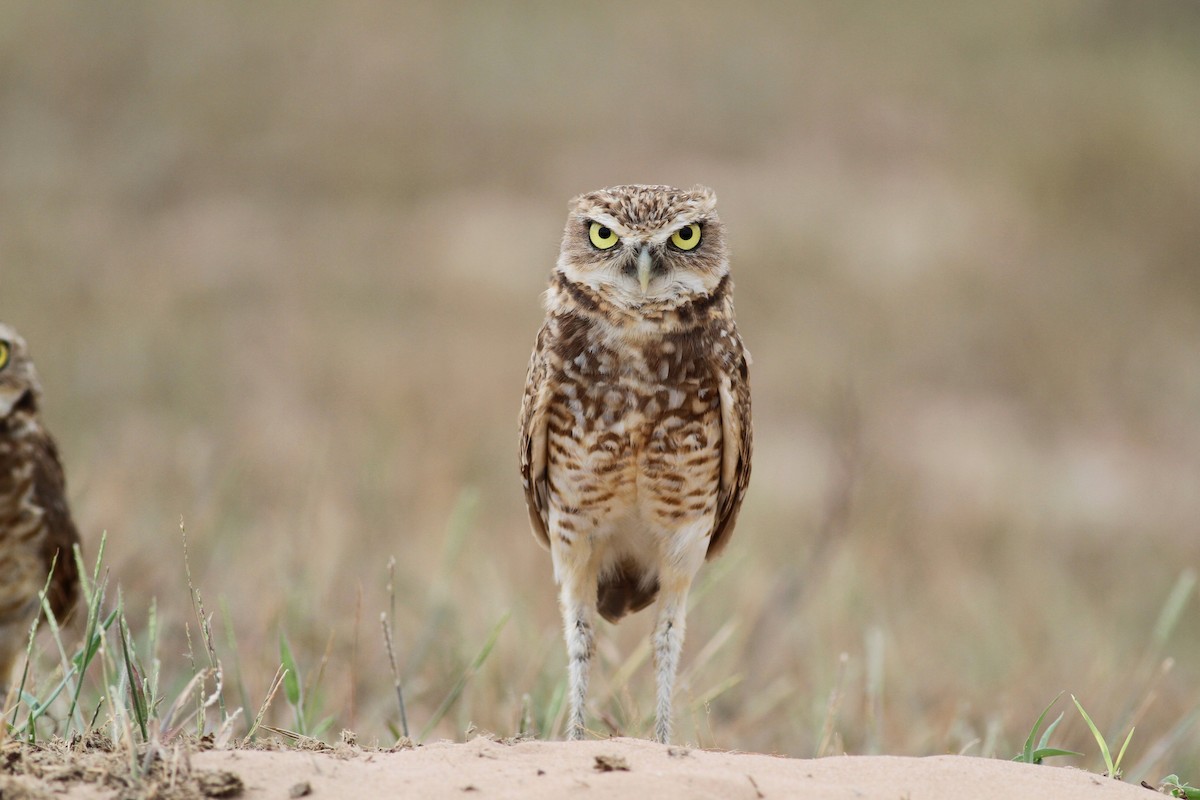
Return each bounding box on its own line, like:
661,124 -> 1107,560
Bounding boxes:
597,560 -> 659,623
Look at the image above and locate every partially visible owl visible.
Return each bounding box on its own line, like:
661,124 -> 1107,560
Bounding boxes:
519,185 -> 752,743
0,323 -> 80,685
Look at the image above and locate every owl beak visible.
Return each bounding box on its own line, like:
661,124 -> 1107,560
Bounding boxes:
0,385 -> 29,417
636,245 -> 653,294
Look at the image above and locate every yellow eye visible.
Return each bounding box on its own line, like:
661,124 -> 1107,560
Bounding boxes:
588,221 -> 619,250
0,341 -> 9,371
670,223 -> 702,251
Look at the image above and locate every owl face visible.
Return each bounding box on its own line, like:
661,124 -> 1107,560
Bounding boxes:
556,185 -> 729,311
0,323 -> 42,418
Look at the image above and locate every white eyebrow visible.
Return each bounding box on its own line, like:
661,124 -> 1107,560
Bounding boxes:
646,218 -> 704,245
584,212 -> 627,235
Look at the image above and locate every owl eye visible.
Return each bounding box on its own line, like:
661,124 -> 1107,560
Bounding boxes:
0,341 -> 9,371
588,222 -> 619,250
669,223 -> 702,251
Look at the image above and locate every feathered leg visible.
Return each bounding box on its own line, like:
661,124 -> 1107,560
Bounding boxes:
559,570 -> 598,740
652,574 -> 693,745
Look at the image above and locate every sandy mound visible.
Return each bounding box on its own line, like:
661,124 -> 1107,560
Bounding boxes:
0,734 -> 1163,799
173,737 -> 1152,800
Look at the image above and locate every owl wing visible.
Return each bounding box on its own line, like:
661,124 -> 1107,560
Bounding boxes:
30,428 -> 81,622
706,335 -> 752,560
519,323 -> 553,550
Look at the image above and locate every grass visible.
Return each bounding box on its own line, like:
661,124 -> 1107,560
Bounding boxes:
1,0 -> 1198,787
1159,774 -> 1200,798
1012,693 -> 1080,766
2,512 -> 1198,795
381,556 -> 411,739
4,525 -> 511,757
1073,694 -> 1135,780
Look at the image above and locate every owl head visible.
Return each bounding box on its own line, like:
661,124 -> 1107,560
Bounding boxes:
0,323 -> 43,418
556,185 -> 729,312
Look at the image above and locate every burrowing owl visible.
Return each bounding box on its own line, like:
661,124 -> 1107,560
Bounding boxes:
0,323 -> 80,685
519,185 -> 752,743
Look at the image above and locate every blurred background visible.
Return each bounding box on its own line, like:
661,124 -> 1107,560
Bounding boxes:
3,0 -> 1198,777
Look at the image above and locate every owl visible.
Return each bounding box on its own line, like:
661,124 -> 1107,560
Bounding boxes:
519,185 -> 752,743
0,323 -> 80,686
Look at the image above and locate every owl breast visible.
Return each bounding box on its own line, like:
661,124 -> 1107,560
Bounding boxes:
0,409 -> 79,626
545,324 -> 723,541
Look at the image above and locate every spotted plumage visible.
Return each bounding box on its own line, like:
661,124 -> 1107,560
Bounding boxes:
0,323 -> 80,685
519,185 -> 752,743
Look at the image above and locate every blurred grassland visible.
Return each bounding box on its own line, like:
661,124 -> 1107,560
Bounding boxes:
3,0 -> 1199,777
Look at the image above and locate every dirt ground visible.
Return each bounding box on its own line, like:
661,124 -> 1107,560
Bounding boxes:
0,734 -> 1167,800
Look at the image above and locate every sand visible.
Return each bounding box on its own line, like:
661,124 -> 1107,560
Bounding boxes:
0,735 -> 1166,799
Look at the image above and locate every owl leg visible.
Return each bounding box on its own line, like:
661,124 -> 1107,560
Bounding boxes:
551,518 -> 599,741
558,570 -> 598,741
651,520 -> 710,745
651,575 -> 691,745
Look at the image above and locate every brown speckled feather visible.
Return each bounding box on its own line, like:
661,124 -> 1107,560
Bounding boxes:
519,324 -> 552,550
30,428 -> 80,620
0,324 -> 81,680
520,275 -> 752,570
707,325 -> 753,560
519,185 -> 752,743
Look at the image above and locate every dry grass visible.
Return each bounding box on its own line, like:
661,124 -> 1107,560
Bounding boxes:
2,0 -> 1198,785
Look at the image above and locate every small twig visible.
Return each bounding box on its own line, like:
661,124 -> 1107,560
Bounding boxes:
156,664 -> 223,743
380,612 -> 409,738
381,557 -> 409,737
182,518 -> 226,723
245,664 -> 288,744
350,582 -> 362,729
816,653 -> 850,757
214,707 -> 244,749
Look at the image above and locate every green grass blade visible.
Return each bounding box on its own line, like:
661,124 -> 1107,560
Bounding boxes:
1128,708 -> 1199,782
1160,774 -> 1199,796
1072,695 -> 1114,775
540,677 -> 567,739
12,554 -> 64,734
73,607 -> 119,670
118,611 -> 149,741
407,489 -> 481,678
1152,569 -> 1196,650
440,488 -> 480,575
309,715 -> 335,738
220,599 -> 252,732
691,673 -> 744,710
1036,712 -> 1064,752
1014,692 -> 1063,763
65,573 -> 114,738
278,633 -> 301,707
278,631 -> 305,734
418,611 -> 510,742
1032,747 -> 1083,760
1113,726 -> 1134,774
